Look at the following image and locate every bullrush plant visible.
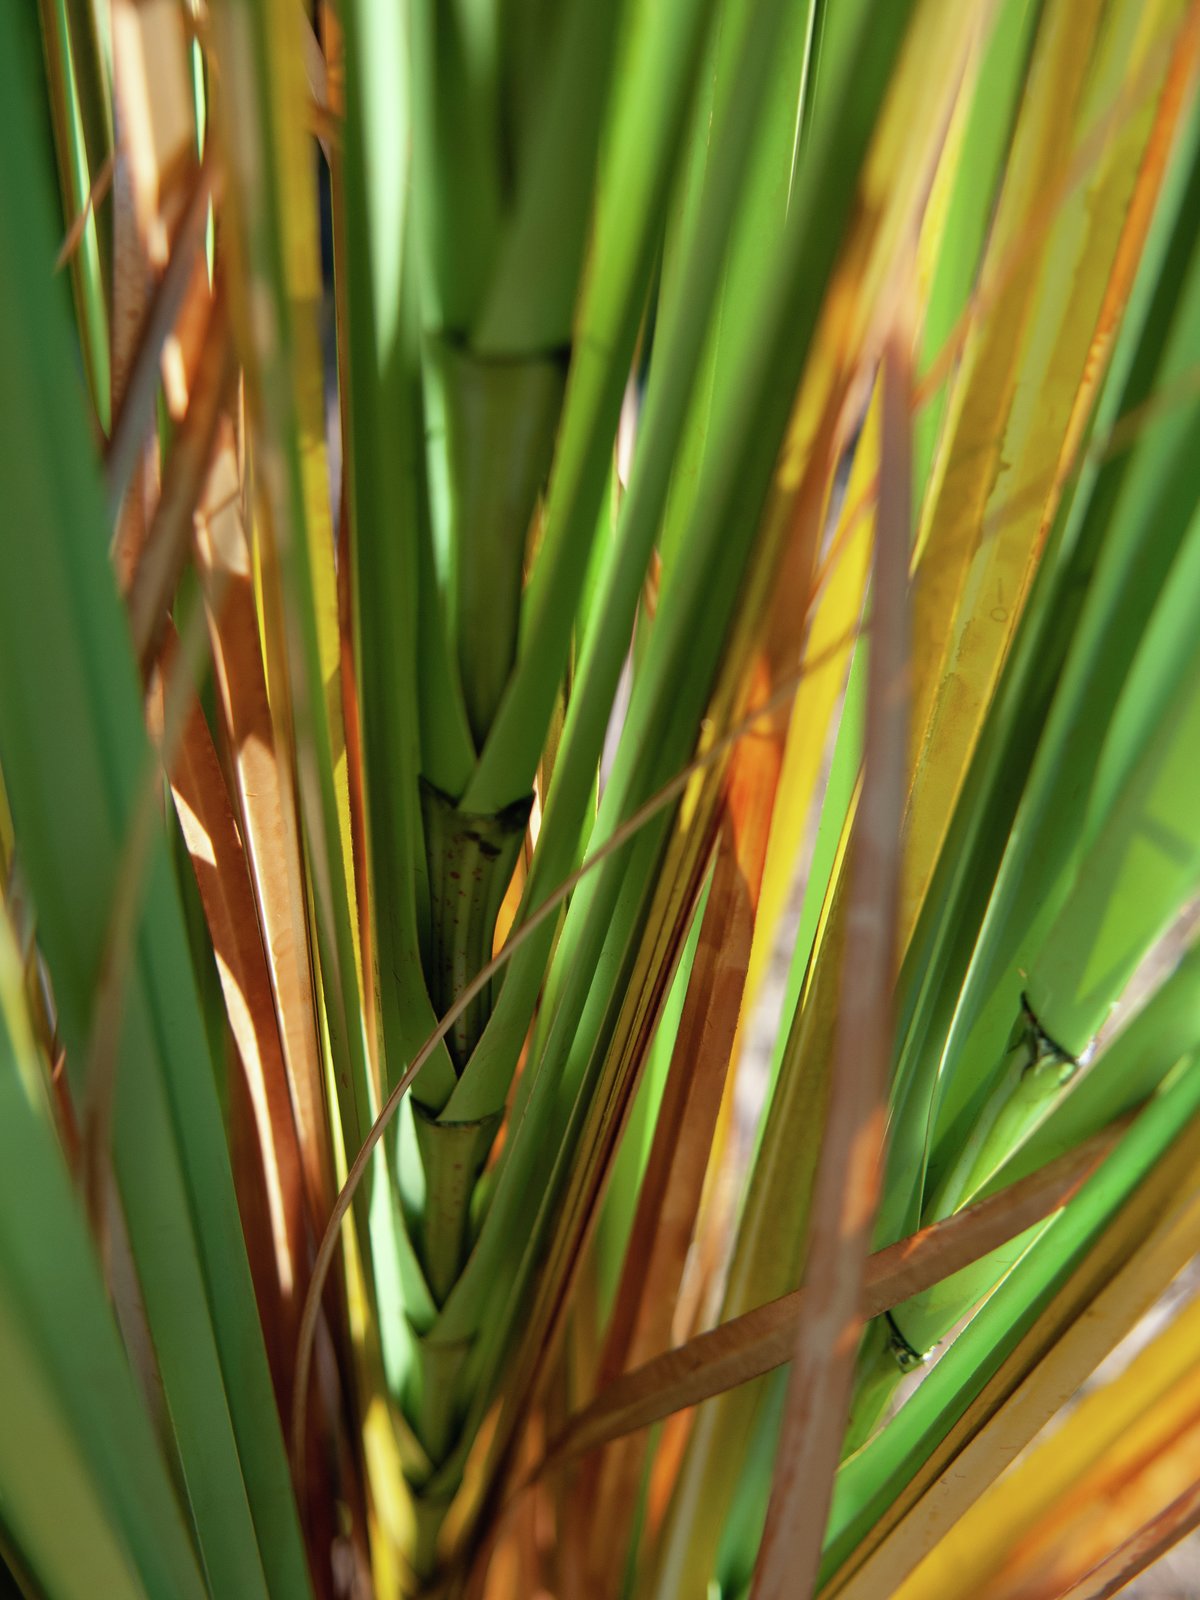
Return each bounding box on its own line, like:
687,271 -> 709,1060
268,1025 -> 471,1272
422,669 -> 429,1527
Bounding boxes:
3,0 -> 1200,1596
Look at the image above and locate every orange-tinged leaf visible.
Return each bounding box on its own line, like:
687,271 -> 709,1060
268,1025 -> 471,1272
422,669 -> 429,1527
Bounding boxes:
127,281 -> 236,676
194,419 -> 337,1233
157,625 -> 307,1403
108,0 -> 203,583
107,159 -> 214,548
577,717 -> 780,1596
210,0 -> 374,1146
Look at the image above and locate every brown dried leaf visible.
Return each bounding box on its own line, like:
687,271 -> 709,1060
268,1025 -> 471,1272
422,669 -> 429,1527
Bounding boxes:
539,1128 -> 1120,1476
